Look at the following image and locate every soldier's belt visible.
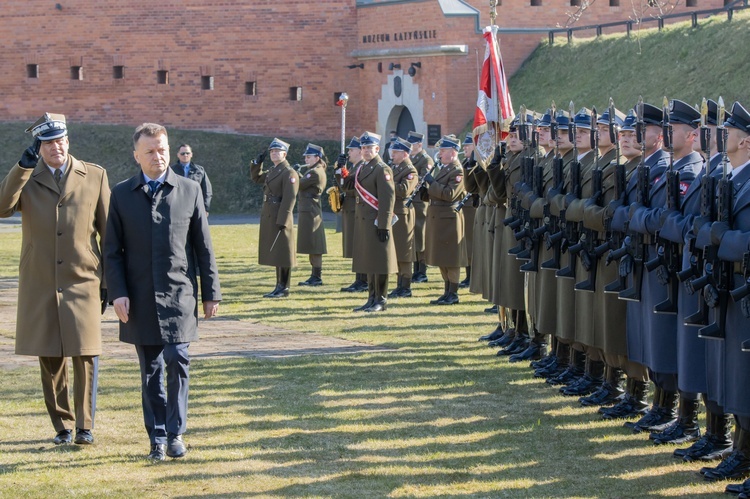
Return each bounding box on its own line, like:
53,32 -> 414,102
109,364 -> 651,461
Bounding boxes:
263,195 -> 282,203
430,201 -> 460,209
302,193 -> 320,199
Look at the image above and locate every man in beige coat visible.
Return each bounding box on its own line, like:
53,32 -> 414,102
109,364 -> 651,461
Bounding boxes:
0,113 -> 109,445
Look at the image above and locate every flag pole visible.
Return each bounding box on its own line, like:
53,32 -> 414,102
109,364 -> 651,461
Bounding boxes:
489,0 -> 500,148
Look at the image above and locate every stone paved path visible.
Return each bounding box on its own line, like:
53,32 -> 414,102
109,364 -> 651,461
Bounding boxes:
0,277 -> 391,370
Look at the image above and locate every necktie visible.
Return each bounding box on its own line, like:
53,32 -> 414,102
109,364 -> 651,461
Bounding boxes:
148,180 -> 160,198
53,169 -> 62,185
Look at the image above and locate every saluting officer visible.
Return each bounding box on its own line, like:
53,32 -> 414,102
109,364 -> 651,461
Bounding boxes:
351,132 -> 398,312
296,143 -> 328,287
408,131 -> 434,283
250,138 -> 298,298
423,135 -> 468,305
387,137 -> 419,298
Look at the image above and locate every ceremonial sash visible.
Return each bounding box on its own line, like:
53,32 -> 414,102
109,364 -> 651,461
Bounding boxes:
354,164 -> 379,211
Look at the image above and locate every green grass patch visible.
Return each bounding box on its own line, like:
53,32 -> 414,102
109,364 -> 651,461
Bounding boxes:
0,224 -> 729,497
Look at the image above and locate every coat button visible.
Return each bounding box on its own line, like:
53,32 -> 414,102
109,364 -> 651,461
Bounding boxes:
57,260 -> 63,264
58,203 -> 63,207
57,288 -> 63,292
57,231 -> 62,236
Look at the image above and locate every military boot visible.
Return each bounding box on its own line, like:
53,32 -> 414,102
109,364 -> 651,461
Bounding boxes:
580,366 -> 624,407
548,348 -> 585,386
364,274 -> 388,312
489,328 -> 515,348
724,477 -> 750,496
398,277 -> 412,297
341,273 -> 367,292
602,378 -> 649,420
299,267 -> 323,286
702,428 -> 750,482
627,387 -> 678,433
354,278 -> 376,311
535,339 -> 566,379
413,261 -> 428,283
268,267 -> 290,298
388,276 -> 403,298
437,282 -> 459,305
562,357 -> 604,396
652,394 -> 701,445
263,267 -> 283,298
625,384 -> 664,431
678,407 -> 733,461
497,331 -> 528,357
532,336 -> 557,370
478,324 -> 504,342
459,266 -> 471,288
430,281 -> 449,305
509,330 -> 546,363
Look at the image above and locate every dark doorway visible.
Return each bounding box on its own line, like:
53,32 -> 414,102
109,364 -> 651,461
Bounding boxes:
396,107 -> 416,139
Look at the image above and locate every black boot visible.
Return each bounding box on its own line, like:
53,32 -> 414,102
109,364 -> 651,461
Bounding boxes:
534,341 -> 564,379
484,304 -> 498,314
437,282 -> 459,305
299,266 -> 323,286
365,274 -> 388,312
398,277 -> 412,297
602,378 -> 649,420
651,394 -> 701,445
679,407 -> 733,461
388,276 -> 403,298
459,266 -> 471,288
703,428 -> 750,482
580,365 -> 624,407
341,273 -> 366,292
627,387 -> 678,433
479,323 -> 504,342
548,348 -> 585,386
413,261 -> 428,283
263,267 -> 283,298
725,477 -> 750,496
497,334 -> 528,356
489,328 -> 515,348
509,330 -> 546,363
531,336 -> 557,369
430,281 -> 449,305
354,279 -> 376,311
268,267 -> 290,298
562,357 -> 604,396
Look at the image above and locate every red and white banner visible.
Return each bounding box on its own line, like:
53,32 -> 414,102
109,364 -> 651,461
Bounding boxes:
473,25 -> 514,162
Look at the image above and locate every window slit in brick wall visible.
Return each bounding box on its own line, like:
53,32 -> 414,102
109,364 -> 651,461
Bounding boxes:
201,75 -> 214,90
157,70 -> 169,84
113,65 -> 124,79
70,66 -> 83,80
686,0 -> 697,6
570,0 -> 581,5
290,86 -> 302,101
610,0 -> 620,6
530,0 -> 542,5
245,81 -> 257,96
27,64 -> 39,79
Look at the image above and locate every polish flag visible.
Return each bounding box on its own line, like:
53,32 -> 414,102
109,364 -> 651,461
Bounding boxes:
473,25 -> 514,162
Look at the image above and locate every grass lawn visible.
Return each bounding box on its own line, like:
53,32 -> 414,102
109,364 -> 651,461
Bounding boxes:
0,222 -> 729,497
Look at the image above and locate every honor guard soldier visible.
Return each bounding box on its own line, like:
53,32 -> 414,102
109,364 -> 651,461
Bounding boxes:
459,134 -> 478,288
408,131 -> 435,283
337,137 -> 368,292
250,138 -> 298,298
626,99 -> 701,434
0,113 -> 110,446
296,143 -> 328,287
387,137 -> 419,298
423,135 -> 468,305
351,132 -> 398,312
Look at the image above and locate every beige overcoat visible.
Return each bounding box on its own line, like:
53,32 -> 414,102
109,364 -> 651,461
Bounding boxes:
0,157 -> 109,357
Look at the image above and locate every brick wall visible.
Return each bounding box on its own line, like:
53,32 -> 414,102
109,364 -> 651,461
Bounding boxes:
0,0 -> 726,140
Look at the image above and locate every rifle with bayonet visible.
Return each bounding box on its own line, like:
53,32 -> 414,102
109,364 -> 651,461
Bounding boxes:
519,110 -> 544,272
541,104 -> 565,270
680,98 -> 715,325
729,253 -> 750,345
645,97 -> 680,314
556,101 -> 581,280
689,97 -> 733,339
619,97 -> 650,302
510,107 -> 535,259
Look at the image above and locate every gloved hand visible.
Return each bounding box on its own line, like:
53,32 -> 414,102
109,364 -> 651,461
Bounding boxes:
253,150 -> 267,165
656,265 -> 670,286
276,224 -> 286,231
339,167 -> 349,179
19,138 -> 41,169
467,150 -> 477,169
710,221 -> 730,246
377,228 -> 389,243
423,172 -> 435,186
100,288 -> 108,315
337,153 -> 347,168
605,199 -> 622,219
618,254 -> 634,277
692,215 -> 710,236
489,145 -> 504,169
704,283 -> 720,308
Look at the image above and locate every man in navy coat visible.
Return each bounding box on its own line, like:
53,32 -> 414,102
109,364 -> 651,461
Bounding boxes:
105,123 -> 221,461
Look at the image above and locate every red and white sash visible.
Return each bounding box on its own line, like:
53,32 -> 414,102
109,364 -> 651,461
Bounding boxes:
354,163 -> 379,211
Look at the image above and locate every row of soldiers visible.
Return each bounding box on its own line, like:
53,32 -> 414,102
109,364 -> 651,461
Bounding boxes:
471,97 -> 750,495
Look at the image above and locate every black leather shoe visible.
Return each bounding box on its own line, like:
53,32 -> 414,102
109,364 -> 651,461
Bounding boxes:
299,276 -> 322,286
651,421 -> 701,445
546,365 -> 582,386
534,359 -> 561,379
531,354 -> 556,370
412,272 -> 428,283
166,434 -> 187,458
340,281 -> 361,292
679,435 -> 733,462
725,479 -> 750,495
397,288 -> 412,298
479,326 -> 504,342
267,288 -> 289,298
353,281 -> 369,292
263,285 -> 282,298
53,429 -> 72,445
579,382 -> 623,407
387,287 -> 403,298
488,331 -> 515,348
436,292 -> 459,305
497,337 -> 528,356
703,451 -> 750,482
600,395 -> 649,420
74,428 -> 94,445
508,343 -> 545,363
364,301 -> 387,312
148,443 -> 166,461
484,304 -> 498,314
561,375 -> 598,396
353,299 -> 374,312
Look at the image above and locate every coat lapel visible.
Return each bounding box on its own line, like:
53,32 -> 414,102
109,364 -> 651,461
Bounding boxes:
60,156 -> 87,202
30,161 -> 59,194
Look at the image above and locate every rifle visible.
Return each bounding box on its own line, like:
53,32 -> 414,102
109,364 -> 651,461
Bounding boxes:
645,97 -> 680,314
729,253 -> 750,351
455,151 -> 480,212
619,97 -> 650,302
541,103 -> 565,270
694,97 -> 732,340
404,169 -> 432,208
509,107 -> 535,259
680,98 -> 715,324
520,111 -> 544,272
556,101 -> 581,280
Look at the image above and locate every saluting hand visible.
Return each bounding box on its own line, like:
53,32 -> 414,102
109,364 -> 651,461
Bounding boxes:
19,138 -> 41,169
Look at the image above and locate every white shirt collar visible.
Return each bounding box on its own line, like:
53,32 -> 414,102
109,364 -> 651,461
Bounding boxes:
47,161 -> 68,177
143,170 -> 168,184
